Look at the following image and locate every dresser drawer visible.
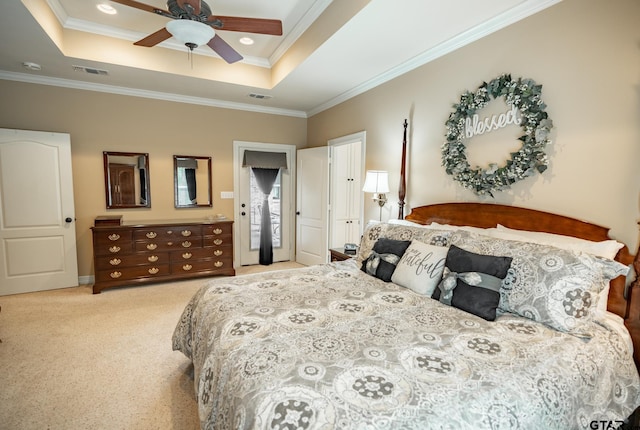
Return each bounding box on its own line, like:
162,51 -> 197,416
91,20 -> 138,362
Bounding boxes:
93,229 -> 133,246
171,257 -> 233,275
204,223 -> 232,236
203,234 -> 232,248
133,225 -> 202,241
95,252 -> 170,270
134,237 -> 203,252
95,264 -> 171,283
172,247 -> 221,261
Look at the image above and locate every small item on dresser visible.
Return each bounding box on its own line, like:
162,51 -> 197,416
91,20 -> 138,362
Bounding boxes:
94,215 -> 122,226
344,243 -> 358,255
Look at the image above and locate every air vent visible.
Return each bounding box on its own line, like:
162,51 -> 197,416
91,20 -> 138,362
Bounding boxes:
248,93 -> 272,100
72,65 -> 109,76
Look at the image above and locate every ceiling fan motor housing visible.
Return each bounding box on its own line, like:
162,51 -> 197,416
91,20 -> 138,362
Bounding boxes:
167,0 -> 211,21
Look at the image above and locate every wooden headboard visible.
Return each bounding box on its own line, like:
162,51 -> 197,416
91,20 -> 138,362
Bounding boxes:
404,202 -> 640,368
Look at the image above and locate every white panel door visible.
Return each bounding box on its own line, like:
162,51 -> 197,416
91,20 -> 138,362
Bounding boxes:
0,128 -> 78,295
296,147 -> 329,266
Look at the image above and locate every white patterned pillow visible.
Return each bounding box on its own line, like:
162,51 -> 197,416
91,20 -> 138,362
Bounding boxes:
391,240 -> 448,295
358,223 -> 452,266
450,230 -> 629,338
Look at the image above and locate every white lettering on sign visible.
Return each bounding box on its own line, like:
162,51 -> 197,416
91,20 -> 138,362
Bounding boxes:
465,105 -> 522,138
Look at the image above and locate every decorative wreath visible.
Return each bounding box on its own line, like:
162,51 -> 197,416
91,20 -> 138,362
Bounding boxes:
441,74 -> 553,197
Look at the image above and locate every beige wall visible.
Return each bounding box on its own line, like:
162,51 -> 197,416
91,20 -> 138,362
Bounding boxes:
0,82 -> 307,278
308,0 -> 640,251
1,0 -> 638,281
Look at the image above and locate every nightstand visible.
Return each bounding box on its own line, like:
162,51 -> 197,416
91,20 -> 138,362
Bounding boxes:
329,247 -> 357,262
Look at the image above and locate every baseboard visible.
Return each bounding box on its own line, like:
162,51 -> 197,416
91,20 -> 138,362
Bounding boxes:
78,275 -> 94,286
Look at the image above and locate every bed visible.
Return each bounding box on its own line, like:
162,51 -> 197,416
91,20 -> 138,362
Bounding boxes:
173,202 -> 640,429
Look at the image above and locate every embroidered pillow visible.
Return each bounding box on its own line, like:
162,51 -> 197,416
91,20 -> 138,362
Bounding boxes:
391,240 -> 448,295
450,230 -> 629,337
361,238 -> 411,282
432,245 -> 513,321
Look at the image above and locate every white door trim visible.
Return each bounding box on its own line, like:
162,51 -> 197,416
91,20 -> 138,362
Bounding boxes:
233,141 -> 296,267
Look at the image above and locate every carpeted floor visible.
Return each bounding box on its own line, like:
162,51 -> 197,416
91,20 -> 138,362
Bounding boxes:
0,262 -> 304,430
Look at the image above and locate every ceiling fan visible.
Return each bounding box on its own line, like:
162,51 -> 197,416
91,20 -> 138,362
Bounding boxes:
110,0 -> 283,64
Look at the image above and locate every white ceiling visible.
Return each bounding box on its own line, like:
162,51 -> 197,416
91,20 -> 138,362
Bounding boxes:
0,0 -> 561,118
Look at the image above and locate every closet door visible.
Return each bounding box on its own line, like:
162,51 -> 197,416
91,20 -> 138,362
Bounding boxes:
330,140 -> 362,248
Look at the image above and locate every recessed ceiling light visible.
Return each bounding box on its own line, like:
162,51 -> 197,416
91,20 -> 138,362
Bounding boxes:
239,37 -> 254,45
22,62 -> 41,71
97,3 -> 117,14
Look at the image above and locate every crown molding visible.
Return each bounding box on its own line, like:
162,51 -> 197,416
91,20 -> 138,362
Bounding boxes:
307,0 -> 562,117
0,70 -> 307,118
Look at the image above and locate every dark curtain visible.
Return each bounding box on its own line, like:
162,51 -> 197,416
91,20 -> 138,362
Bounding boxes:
185,168 -> 197,202
252,167 -> 280,265
139,169 -> 146,204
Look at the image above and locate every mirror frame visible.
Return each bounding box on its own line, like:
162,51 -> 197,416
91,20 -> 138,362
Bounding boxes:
103,151 -> 151,209
174,155 -> 213,208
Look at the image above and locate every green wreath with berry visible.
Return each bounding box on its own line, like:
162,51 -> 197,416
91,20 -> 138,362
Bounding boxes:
441,74 -> 553,197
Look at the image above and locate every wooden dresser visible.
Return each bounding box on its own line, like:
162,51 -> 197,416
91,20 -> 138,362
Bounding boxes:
91,218 -> 234,294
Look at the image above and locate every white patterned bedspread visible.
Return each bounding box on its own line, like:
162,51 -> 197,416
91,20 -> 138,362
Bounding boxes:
172,260 -> 640,430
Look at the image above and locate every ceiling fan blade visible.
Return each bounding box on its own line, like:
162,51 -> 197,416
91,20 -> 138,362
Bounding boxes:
208,16 -> 283,35
134,28 -> 172,47
207,35 -> 243,64
110,0 -> 170,15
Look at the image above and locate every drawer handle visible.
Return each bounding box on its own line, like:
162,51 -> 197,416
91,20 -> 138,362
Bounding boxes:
181,230 -> 192,237
167,242 -> 173,246
213,228 -> 222,235
109,246 -> 121,253
146,243 -> 158,250
182,241 -> 192,248
109,258 -> 121,266
110,271 -> 122,279
146,232 -> 157,239
148,267 -> 159,275
167,230 -> 173,235
213,239 -> 223,245
182,264 -> 193,271
108,234 -> 120,241
182,252 -> 192,259
148,255 -> 159,262
214,261 -> 223,268
214,250 -> 223,256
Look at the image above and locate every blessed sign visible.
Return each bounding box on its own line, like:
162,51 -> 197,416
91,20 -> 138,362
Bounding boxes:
464,104 -> 521,139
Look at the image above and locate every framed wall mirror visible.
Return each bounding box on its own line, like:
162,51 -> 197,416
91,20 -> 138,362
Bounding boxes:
174,155 -> 212,208
103,151 -> 151,209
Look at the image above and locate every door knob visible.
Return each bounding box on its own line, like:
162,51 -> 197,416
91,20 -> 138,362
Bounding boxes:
241,211 -> 246,216
241,203 -> 246,208
296,211 -> 300,215
65,217 -> 73,223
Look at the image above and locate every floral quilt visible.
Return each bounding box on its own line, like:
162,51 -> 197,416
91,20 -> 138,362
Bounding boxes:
172,260 -> 640,430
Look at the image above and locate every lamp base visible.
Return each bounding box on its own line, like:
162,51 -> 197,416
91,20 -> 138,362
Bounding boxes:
373,193 -> 387,207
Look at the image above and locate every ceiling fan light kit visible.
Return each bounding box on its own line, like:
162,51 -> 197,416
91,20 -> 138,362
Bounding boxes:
166,19 -> 215,49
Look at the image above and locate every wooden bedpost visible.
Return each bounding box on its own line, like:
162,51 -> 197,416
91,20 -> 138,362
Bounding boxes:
398,119 -> 408,219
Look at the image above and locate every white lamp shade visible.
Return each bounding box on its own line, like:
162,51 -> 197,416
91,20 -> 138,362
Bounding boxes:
166,20 -> 215,46
362,170 -> 389,193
